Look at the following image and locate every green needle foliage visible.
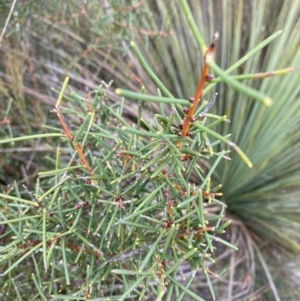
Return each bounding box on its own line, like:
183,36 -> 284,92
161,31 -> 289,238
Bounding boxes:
1,76 -> 237,300
1,0 -> 300,300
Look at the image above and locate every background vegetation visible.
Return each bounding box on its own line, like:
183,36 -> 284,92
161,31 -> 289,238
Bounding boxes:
1,0 -> 300,300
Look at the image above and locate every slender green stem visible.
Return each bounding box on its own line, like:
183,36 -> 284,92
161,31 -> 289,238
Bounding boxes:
210,67 -> 296,83
42,209 -> 48,272
178,0 -> 207,54
0,193 -> 39,207
208,61 -> 273,106
115,89 -> 189,105
55,77 -> 69,108
130,42 -> 173,98
0,133 -> 63,144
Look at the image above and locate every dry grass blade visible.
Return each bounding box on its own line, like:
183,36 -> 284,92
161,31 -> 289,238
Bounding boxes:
0,0 -> 18,42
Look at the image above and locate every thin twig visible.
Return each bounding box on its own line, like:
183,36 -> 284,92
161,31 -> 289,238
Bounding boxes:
54,107 -> 95,178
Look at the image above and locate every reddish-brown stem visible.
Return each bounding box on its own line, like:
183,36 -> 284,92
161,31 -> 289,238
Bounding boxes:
55,109 -> 74,141
181,33 -> 218,137
74,143 -> 94,174
55,107 -> 95,178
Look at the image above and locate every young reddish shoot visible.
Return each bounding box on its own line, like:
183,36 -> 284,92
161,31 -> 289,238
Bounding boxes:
181,33 -> 219,138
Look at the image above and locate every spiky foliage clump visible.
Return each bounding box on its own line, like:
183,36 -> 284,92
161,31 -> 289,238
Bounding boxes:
1,0 -> 300,300
1,70 -> 240,300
